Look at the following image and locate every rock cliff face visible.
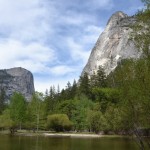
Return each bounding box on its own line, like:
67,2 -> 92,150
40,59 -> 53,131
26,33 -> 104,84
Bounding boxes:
82,11 -> 141,76
0,67 -> 35,101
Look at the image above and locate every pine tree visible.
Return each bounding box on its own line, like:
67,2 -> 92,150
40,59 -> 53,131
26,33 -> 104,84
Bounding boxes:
45,86 -> 56,113
90,66 -> 107,88
97,66 -> 107,88
79,72 -> 91,97
90,71 -> 97,88
70,80 -> 77,98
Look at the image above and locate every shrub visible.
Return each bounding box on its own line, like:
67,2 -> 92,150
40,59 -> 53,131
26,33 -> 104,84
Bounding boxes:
47,114 -> 73,132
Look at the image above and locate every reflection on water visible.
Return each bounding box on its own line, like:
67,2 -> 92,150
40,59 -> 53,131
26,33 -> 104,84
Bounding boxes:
0,135 -> 139,150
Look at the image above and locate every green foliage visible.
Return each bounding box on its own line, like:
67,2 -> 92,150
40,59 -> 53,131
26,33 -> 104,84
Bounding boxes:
92,88 -> 120,113
122,60 -> 150,128
47,114 -> 73,132
87,110 -> 107,133
131,3 -> 150,58
79,73 -> 91,97
92,88 -> 120,102
107,58 -> 150,131
0,109 -> 15,129
9,92 -> 27,128
104,105 -> 126,132
107,59 -> 135,88
91,66 -> 107,88
44,94 -> 55,115
70,96 -> 93,131
55,100 -> 76,120
53,95 -> 94,131
70,80 -> 78,99
26,92 -> 46,130
58,81 -> 74,100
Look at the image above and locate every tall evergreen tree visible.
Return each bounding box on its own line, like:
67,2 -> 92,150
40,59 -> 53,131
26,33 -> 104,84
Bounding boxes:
65,81 -> 72,99
45,86 -> 56,114
90,71 -> 97,88
96,66 -> 107,88
79,72 -> 91,97
70,80 -> 77,99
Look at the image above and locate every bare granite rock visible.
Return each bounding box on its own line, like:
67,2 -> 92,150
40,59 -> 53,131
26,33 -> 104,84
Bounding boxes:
0,67 -> 35,101
82,11 -> 142,76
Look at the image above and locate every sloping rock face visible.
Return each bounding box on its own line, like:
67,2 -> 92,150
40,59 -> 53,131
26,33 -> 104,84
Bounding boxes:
82,11 -> 142,76
0,67 -> 35,101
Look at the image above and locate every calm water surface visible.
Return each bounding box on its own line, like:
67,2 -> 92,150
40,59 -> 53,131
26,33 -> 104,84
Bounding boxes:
0,135 -> 139,150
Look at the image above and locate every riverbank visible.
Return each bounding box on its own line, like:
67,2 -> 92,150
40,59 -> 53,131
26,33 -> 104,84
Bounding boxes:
43,133 -> 102,138
0,130 -> 124,138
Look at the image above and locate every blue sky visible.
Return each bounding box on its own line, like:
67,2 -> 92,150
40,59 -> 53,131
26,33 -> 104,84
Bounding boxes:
0,0 -> 144,93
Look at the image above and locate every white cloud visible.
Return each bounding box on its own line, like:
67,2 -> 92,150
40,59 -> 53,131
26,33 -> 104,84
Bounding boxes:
83,25 -> 103,44
66,38 -> 90,65
66,25 -> 103,65
86,0 -> 114,10
0,0 -> 57,75
93,0 -> 113,7
49,65 -> 77,76
58,12 -> 95,26
0,0 -> 51,42
0,39 -> 55,73
0,0 -> 45,26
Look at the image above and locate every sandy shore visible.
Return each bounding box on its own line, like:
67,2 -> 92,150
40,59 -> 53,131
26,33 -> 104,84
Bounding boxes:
0,130 -> 101,137
0,130 -> 125,138
43,133 -> 102,138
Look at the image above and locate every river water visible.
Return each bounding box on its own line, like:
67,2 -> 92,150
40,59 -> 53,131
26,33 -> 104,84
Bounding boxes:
0,135 -> 140,150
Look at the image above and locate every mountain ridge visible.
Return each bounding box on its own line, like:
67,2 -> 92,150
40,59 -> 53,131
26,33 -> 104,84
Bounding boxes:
0,67 -> 35,101
82,11 -> 141,76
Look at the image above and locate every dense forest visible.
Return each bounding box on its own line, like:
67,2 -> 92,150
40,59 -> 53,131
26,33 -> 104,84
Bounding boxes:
0,0 -> 149,146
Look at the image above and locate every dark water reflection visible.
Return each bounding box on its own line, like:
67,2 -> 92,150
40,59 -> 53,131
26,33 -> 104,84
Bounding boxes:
0,135 -> 139,150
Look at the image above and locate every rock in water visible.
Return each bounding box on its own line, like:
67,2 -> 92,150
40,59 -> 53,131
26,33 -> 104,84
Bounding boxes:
82,11 -> 141,76
0,67 -> 35,101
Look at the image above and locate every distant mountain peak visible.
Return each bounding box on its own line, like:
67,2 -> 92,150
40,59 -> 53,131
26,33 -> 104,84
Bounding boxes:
107,11 -> 128,28
0,67 -> 35,101
82,11 -> 141,76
